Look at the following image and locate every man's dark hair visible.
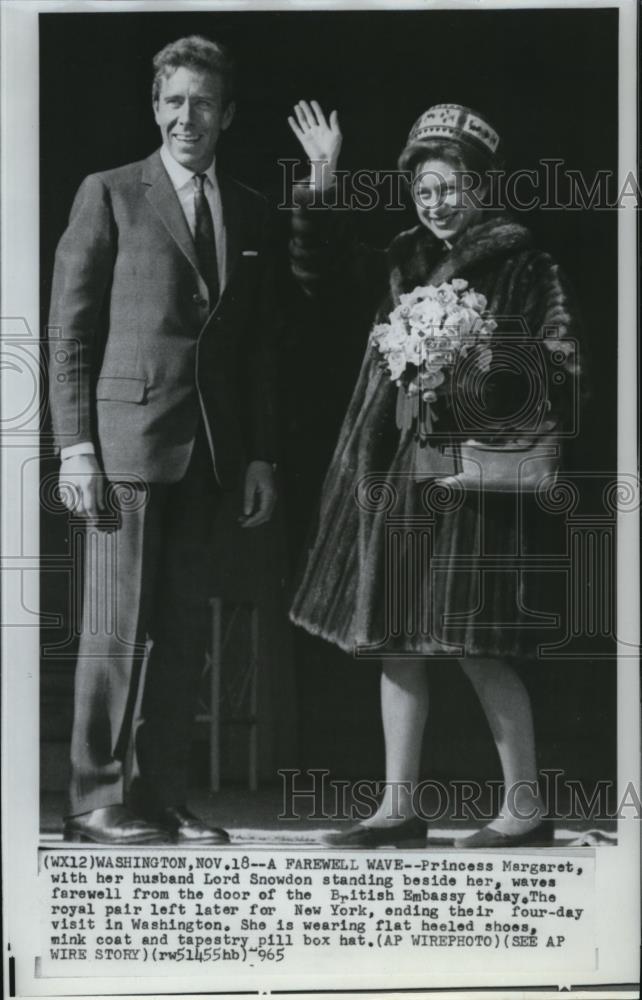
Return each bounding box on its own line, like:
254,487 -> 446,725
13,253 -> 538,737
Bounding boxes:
152,35 -> 235,106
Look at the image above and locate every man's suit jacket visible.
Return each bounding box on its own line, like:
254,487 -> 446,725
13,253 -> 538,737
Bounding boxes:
48,150 -> 277,488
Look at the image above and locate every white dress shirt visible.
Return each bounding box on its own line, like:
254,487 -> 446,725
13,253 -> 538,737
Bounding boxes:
159,144 -> 227,291
61,146 -> 227,461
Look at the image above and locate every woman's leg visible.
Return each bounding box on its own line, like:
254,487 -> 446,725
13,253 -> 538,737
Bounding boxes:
460,657 -> 545,834
363,658 -> 429,827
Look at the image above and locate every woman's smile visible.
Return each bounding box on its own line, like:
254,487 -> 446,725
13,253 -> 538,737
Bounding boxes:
413,157 -> 482,241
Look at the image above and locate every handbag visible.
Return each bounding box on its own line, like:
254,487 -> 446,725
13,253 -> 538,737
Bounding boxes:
442,432 -> 561,492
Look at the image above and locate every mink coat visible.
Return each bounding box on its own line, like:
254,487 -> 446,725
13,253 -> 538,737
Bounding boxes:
289,202 -> 582,657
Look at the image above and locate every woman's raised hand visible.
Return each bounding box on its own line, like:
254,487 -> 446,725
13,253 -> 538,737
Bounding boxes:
288,100 -> 342,192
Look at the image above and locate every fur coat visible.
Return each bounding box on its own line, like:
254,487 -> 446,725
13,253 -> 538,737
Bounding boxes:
289,204 -> 582,657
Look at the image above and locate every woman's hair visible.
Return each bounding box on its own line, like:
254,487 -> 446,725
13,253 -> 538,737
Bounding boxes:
152,35 -> 236,107
404,139 -> 499,181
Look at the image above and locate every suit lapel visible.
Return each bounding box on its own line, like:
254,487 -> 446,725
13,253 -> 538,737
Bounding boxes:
142,153 -> 251,315
218,172 -> 244,287
142,151 -> 201,278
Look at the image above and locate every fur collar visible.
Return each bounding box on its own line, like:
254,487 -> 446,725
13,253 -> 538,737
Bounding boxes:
387,213 -> 533,303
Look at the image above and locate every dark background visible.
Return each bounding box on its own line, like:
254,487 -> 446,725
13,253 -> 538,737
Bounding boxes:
40,8 -> 618,796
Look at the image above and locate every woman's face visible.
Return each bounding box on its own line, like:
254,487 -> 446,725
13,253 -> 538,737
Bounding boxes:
412,157 -> 483,242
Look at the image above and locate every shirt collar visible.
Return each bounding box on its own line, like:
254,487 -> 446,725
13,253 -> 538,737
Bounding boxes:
160,144 -> 217,191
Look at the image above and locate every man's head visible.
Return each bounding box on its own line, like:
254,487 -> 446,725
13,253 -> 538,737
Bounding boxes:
152,36 -> 235,173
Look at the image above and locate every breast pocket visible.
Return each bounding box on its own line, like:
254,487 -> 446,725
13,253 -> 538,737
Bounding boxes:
95,376 -> 147,403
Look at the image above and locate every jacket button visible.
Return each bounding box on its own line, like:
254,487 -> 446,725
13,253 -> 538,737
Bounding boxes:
192,293 -> 207,307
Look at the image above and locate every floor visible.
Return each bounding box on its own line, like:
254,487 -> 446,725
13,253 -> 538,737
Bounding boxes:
40,786 -> 617,848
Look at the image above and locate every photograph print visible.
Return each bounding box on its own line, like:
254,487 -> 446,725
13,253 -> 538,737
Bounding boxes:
39,3 -> 622,853
1,1 -> 639,996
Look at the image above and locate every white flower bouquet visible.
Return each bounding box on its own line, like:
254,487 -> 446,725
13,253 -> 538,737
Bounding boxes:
370,278 -> 497,406
370,278 -> 569,489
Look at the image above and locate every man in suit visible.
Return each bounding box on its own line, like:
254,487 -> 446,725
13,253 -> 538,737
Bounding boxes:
48,36 -> 277,845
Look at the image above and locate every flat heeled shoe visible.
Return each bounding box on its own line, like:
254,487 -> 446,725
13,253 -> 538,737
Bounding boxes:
155,806 -> 230,845
453,818 -> 555,850
321,817 -> 427,849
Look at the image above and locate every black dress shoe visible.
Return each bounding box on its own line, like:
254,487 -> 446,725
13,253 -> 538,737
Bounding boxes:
63,806 -> 171,845
453,819 -> 555,849
321,817 -> 427,849
157,806 -> 230,845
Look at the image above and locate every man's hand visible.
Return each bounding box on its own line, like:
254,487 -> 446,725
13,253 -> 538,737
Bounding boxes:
239,460 -> 277,528
58,453 -> 105,519
288,100 -> 342,194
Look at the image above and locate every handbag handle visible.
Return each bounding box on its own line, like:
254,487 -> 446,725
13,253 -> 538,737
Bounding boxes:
437,432 -> 561,493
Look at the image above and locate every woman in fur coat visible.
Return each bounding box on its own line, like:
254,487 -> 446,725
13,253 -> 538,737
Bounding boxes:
287,101 -> 581,848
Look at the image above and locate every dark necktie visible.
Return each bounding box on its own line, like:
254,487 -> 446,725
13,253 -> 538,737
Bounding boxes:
193,173 -> 220,304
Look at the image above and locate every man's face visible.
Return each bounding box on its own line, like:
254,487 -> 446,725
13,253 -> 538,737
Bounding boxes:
153,66 -> 234,173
